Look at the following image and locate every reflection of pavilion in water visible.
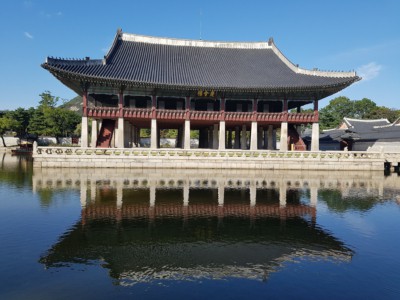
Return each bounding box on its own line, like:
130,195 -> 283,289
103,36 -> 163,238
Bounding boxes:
34,168 -> 377,284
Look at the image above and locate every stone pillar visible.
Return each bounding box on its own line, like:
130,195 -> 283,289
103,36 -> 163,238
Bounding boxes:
263,128 -> 268,149
132,125 -> 137,147
280,122 -> 288,151
208,126 -> 213,148
213,124 -> 219,149
116,117 -> 124,148
258,126 -> 263,149
227,129 -> 232,149
267,126 -> 274,150
234,126 -> 240,149
219,121 -> 226,150
81,116 -> 89,147
241,124 -> 247,150
184,120 -> 191,149
91,119 -> 98,148
311,122 -> 319,151
250,121 -> 258,150
124,120 -> 131,148
150,119 -> 157,149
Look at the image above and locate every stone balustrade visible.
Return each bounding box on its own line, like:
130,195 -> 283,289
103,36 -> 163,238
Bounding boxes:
33,145 -> 400,171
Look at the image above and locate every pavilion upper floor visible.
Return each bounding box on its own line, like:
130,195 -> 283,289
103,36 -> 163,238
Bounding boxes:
84,92 -> 319,125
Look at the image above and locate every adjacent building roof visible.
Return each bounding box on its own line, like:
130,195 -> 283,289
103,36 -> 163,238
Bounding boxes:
310,117 -> 400,143
42,29 -> 360,99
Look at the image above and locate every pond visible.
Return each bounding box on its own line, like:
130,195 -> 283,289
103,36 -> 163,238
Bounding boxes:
1,153 -> 400,299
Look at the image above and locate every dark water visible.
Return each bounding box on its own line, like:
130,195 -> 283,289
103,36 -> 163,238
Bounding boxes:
1,153 -> 400,299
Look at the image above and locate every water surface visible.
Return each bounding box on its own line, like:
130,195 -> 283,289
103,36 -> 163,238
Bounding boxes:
1,153 -> 400,299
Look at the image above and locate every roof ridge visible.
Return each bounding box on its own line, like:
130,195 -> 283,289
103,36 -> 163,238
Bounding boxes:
121,32 -> 272,49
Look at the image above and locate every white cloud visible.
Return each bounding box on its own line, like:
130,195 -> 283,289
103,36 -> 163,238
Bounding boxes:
24,32 -> 34,39
357,62 -> 382,81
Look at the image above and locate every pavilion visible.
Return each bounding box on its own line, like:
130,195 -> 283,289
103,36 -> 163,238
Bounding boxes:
42,29 -> 359,151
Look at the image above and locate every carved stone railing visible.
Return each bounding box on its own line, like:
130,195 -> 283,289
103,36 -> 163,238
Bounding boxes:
123,108 -> 152,118
225,112 -> 254,122
256,112 -> 286,122
288,112 -> 317,123
190,111 -> 221,121
87,107 -> 119,118
87,107 -> 318,123
34,146 -> 391,161
156,109 -> 186,120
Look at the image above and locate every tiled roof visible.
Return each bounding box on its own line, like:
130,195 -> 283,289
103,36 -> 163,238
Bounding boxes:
42,30 -> 360,94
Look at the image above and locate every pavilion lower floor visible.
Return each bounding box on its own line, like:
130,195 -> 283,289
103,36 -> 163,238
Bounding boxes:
81,115 -> 320,151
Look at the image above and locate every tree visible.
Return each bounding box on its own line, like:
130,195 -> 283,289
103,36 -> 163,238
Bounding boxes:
319,96 -> 354,129
8,107 -> 34,137
364,106 -> 400,123
28,91 -> 80,143
0,114 -> 19,147
353,98 -> 377,119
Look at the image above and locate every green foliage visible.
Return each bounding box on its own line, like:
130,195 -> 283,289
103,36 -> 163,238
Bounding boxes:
319,96 -> 398,130
364,106 -> 400,123
28,91 -> 80,139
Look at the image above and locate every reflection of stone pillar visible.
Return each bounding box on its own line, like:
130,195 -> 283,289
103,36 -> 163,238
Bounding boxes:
184,120 -> 191,149
250,184 -> 256,207
90,181 -> 96,203
117,183 -> 123,209
219,121 -> 225,150
280,122 -> 288,151
234,126 -> 240,149
311,122 -> 319,151
81,116 -> 88,147
183,182 -> 189,206
150,119 -> 157,149
218,184 -> 224,206
310,185 -> 318,207
241,125 -> 247,150
279,183 -> 286,207
250,121 -> 258,150
150,185 -> 156,207
213,124 -> 219,149
91,119 -> 98,148
379,181 -> 384,198
80,181 -> 87,208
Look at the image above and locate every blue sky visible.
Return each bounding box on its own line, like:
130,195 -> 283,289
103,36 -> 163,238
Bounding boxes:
0,0 -> 399,110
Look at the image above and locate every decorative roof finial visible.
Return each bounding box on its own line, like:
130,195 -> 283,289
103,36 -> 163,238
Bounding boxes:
268,37 -> 274,46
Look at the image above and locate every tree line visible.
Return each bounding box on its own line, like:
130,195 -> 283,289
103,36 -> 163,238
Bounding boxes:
319,96 -> 399,130
0,91 -> 80,146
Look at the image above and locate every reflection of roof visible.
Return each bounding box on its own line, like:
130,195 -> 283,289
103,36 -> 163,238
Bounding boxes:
42,29 -> 359,98
39,216 -> 352,283
81,203 -> 315,221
